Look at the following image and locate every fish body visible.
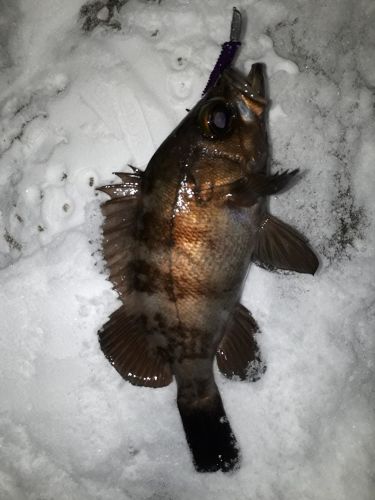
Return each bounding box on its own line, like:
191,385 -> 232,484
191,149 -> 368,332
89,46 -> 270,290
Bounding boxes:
98,65 -> 318,472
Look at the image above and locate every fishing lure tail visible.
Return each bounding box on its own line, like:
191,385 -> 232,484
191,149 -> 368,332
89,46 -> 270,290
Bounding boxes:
177,385 -> 240,473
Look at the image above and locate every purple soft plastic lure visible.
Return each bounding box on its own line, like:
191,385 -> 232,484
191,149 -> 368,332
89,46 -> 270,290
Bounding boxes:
202,7 -> 242,95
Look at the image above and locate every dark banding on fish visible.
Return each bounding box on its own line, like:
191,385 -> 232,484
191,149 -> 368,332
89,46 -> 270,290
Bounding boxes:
97,9 -> 319,473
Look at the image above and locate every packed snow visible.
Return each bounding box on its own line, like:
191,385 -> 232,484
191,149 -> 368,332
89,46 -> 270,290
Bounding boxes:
0,0 -> 374,499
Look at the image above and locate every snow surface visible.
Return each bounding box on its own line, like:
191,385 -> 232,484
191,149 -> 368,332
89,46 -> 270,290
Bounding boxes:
0,0 -> 374,499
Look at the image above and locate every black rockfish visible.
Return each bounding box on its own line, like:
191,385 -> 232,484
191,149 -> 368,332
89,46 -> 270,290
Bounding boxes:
97,13 -> 318,474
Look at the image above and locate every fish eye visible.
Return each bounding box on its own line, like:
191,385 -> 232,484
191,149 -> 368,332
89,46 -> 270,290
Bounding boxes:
198,98 -> 235,139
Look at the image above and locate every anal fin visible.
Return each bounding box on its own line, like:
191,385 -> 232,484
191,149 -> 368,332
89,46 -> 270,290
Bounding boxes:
99,305 -> 172,388
216,303 -> 266,382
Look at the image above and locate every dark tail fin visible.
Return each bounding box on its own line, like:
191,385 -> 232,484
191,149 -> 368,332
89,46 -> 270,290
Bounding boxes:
177,385 -> 240,473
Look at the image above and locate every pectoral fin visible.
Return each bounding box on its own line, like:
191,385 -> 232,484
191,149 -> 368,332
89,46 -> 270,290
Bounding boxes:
99,305 -> 172,388
253,214 -> 319,274
216,304 -> 266,382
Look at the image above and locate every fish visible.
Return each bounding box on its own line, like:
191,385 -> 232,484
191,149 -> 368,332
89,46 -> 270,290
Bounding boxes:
97,15 -> 319,474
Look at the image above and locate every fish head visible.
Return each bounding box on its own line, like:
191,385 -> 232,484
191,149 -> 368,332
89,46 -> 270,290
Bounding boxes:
181,63 -> 269,191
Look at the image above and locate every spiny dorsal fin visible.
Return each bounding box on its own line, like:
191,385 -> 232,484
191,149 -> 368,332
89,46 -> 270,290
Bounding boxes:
216,303 -> 266,382
97,172 -> 142,199
98,171 -> 172,387
253,214 -> 319,274
99,305 -> 172,388
98,171 -> 143,297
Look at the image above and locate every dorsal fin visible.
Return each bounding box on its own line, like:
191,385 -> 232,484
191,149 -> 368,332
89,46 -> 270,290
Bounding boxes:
99,305 -> 172,388
98,171 -> 173,388
216,303 -> 266,382
98,171 -> 142,297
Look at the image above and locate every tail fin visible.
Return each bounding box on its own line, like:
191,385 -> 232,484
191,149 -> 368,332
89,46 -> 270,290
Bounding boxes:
177,387 -> 240,473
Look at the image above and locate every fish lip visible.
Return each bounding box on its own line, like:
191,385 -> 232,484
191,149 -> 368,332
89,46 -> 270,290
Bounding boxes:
222,68 -> 267,105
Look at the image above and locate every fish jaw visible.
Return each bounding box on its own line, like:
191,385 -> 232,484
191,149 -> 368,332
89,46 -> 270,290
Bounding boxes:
196,70 -> 269,179
222,65 -> 267,104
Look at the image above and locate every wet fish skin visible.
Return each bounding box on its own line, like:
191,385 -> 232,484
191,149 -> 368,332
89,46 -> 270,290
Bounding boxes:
137,68 -> 266,350
137,67 -> 266,326
98,63 -> 318,472
138,67 -> 268,471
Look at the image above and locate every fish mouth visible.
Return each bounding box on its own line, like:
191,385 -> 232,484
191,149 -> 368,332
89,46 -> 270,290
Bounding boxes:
223,66 -> 267,103
197,150 -> 247,191
202,149 -> 242,165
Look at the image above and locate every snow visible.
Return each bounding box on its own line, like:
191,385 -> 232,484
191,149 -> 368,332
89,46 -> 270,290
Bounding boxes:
0,0 -> 374,499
